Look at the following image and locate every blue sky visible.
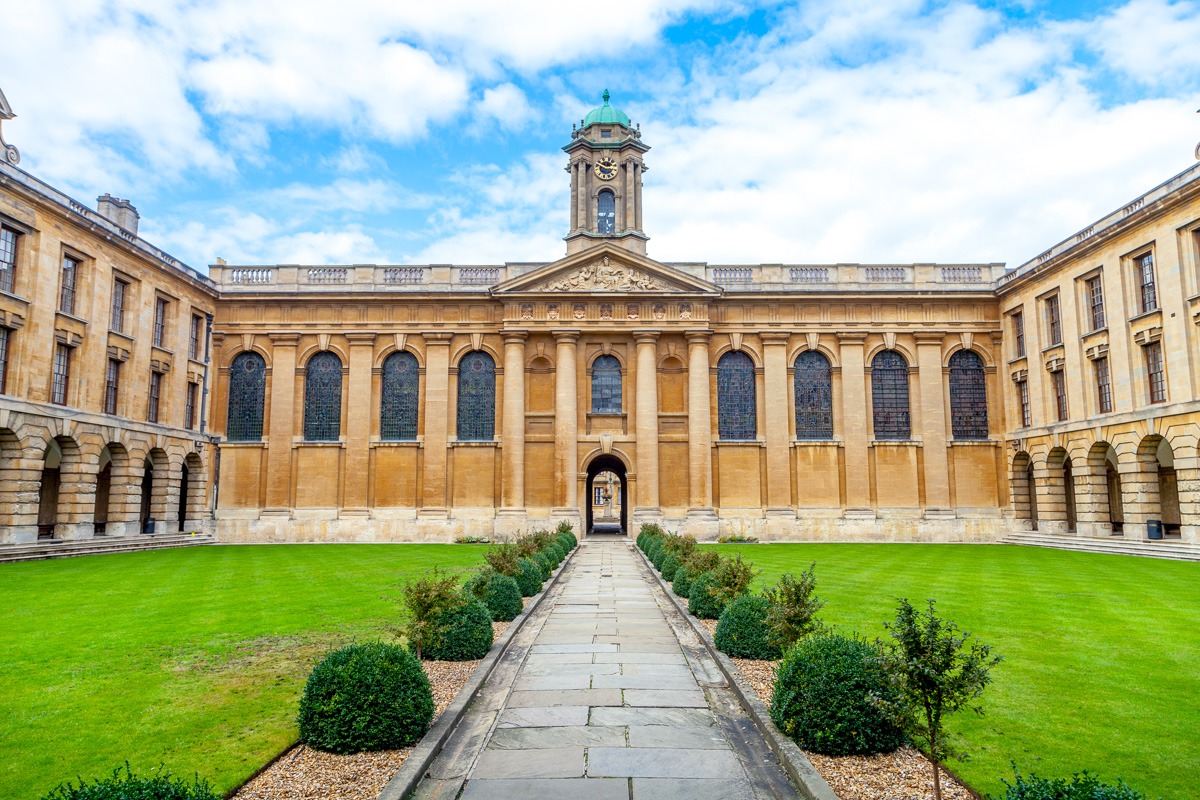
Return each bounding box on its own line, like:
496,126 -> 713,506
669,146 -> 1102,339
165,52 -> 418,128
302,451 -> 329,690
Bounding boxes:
1,0 -> 1197,272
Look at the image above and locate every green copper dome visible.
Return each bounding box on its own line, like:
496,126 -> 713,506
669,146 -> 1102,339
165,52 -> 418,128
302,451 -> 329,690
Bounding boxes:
582,89 -> 630,127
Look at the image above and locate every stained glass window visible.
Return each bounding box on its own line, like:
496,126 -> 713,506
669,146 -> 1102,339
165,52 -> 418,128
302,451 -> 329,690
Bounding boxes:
227,352 -> 266,441
304,351 -> 343,441
598,190 -> 615,234
794,350 -> 833,440
949,350 -> 988,440
591,354 -> 622,414
717,351 -> 757,440
871,349 -> 910,440
457,351 -> 495,441
381,350 -> 419,440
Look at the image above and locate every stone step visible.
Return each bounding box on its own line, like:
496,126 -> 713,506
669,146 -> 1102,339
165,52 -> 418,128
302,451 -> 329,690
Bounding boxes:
0,533 -> 216,564
1001,532 -> 1200,562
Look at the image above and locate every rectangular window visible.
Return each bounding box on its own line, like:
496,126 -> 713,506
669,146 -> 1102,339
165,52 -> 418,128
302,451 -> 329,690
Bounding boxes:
148,371 -> 162,423
104,359 -> 121,415
185,381 -> 198,430
1045,295 -> 1062,346
1017,379 -> 1031,428
153,297 -> 168,348
1086,275 -> 1106,331
0,327 -> 10,394
189,314 -> 203,360
1052,370 -> 1068,421
1013,311 -> 1026,357
1137,253 -> 1158,313
59,256 -> 79,315
593,486 -> 604,506
111,279 -> 128,333
52,344 -> 70,405
1146,341 -> 1166,404
0,226 -> 17,294
1095,357 -> 1112,414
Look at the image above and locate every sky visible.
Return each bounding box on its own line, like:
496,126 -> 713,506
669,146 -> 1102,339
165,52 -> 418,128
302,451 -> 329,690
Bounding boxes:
0,0 -> 1198,273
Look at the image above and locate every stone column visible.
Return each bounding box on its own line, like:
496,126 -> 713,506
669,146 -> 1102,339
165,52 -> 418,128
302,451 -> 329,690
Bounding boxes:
686,331 -> 716,535
420,333 -> 453,517
264,333 -> 299,513
1033,460 -> 1069,534
56,446 -> 98,540
0,444 -> 48,543
837,332 -> 872,517
1173,455 -> 1200,543
624,162 -> 635,232
576,163 -> 588,233
915,332 -> 952,517
500,332 -> 527,518
761,332 -> 793,514
106,450 -> 143,536
633,331 -> 660,522
342,333 -> 376,515
553,330 -> 581,521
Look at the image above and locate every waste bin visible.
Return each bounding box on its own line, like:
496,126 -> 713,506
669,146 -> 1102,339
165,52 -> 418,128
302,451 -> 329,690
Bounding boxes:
1147,519 -> 1163,540
143,516 -> 156,534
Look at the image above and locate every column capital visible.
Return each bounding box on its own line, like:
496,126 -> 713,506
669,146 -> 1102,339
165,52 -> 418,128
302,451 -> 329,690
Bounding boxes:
633,330 -> 660,345
502,331 -> 529,345
836,331 -> 869,345
685,329 -> 713,344
760,331 -> 791,345
345,332 -> 378,346
552,329 -> 582,344
423,332 -> 454,344
268,333 -> 301,346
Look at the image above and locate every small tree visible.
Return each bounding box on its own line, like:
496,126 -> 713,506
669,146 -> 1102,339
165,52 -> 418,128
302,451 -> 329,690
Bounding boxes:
763,564 -> 825,650
400,568 -> 461,658
876,598 -> 1002,800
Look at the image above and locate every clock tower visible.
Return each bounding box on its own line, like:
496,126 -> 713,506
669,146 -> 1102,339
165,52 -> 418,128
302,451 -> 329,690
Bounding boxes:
564,90 -> 650,256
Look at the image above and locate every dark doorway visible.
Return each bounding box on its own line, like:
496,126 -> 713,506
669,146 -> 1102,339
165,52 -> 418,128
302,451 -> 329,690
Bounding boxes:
1064,457 -> 1077,533
585,455 -> 628,535
1106,462 -> 1124,534
178,464 -> 189,532
37,468 -> 60,540
1027,463 -> 1038,532
140,458 -> 153,534
94,462 -> 111,536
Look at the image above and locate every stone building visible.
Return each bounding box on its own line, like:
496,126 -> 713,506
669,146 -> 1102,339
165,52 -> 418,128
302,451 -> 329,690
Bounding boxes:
2,90 -> 1199,545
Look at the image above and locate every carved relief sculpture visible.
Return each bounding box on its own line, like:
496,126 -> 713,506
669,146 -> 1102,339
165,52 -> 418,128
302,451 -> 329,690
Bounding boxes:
539,256 -> 668,292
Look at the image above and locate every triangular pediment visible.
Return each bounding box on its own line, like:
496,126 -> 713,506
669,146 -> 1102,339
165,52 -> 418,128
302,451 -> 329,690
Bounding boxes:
493,244 -> 719,296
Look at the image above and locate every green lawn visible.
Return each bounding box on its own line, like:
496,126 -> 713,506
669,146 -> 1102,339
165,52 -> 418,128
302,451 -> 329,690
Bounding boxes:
0,544 -> 485,800
713,543 -> 1200,800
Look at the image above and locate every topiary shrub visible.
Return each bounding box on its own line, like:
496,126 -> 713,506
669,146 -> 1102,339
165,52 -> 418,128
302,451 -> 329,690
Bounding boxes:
763,566 -> 825,651
463,568 -> 492,600
41,765 -> 219,800
555,521 -> 577,548
480,573 -> 523,622
424,595 -> 494,661
684,548 -> 720,577
995,768 -> 1146,800
544,542 -> 565,566
401,568 -> 463,658
484,541 -> 521,577
298,641 -> 434,753
770,633 -> 906,756
515,557 -> 543,596
707,554 -> 757,607
517,530 -> 555,558
688,572 -> 725,619
660,552 -> 680,582
714,594 -> 780,660
534,550 -> 554,581
556,531 -> 576,553
672,564 -> 694,597
647,539 -> 668,570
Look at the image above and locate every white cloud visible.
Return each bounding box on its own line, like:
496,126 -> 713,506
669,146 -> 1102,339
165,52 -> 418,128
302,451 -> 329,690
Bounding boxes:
1090,0 -> 1200,87
475,84 -> 537,133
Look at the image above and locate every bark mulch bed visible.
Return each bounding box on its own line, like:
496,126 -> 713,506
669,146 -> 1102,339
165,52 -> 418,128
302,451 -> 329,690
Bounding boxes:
697,618 -> 975,800
232,620 -> 510,800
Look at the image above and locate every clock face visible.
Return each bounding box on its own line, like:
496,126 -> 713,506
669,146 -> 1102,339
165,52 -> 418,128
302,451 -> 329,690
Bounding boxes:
594,158 -> 618,180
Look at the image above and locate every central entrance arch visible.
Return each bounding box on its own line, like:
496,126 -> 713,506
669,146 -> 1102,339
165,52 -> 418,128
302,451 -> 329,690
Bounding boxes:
585,454 -> 628,535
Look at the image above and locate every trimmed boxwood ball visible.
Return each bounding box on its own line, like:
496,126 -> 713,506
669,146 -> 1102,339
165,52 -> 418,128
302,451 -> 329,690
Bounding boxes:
545,542 -> 565,565
647,540 -> 667,569
534,551 -> 554,580
672,564 -> 693,598
481,573 -> 523,622
515,557 -> 543,596
424,596 -> 494,661
556,532 -> 575,552
298,641 -> 434,754
660,552 -> 680,582
463,569 -> 490,600
688,572 -> 725,619
714,594 -> 780,660
770,633 -> 906,756
40,765 -> 220,800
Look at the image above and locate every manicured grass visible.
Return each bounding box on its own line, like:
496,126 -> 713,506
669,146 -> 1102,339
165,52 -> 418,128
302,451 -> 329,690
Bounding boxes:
0,544 -> 486,800
713,543 -> 1200,800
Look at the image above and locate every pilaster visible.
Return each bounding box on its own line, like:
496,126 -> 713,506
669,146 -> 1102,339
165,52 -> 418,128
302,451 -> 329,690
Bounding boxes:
420,333 -> 453,516
342,332 -> 376,514
553,330 -> 580,514
837,332 -> 872,517
761,332 -> 792,512
686,331 -> 716,524
501,332 -> 527,512
915,331 -> 952,516
264,333 -> 299,512
634,331 -> 660,517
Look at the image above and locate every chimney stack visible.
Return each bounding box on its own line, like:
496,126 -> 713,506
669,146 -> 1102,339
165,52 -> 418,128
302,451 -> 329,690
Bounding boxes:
96,194 -> 140,236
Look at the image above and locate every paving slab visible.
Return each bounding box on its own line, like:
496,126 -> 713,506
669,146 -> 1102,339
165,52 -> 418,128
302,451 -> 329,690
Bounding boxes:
488,725 -> 627,750
505,688 -> 624,707
495,705 -> 590,728
627,724 -> 731,749
471,747 -> 586,779
633,778 -> 758,800
587,746 -> 743,778
460,778 -> 629,800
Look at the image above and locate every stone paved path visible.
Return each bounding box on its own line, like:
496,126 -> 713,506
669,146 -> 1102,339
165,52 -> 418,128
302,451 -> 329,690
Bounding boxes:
417,536 -> 797,799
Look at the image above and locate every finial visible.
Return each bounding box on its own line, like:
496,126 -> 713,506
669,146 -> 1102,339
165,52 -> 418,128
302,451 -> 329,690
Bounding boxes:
0,86 -> 19,165
602,89 -> 610,105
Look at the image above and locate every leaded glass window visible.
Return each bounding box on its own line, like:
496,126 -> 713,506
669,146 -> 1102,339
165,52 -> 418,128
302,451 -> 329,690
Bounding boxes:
227,352 -> 266,441
381,351 -> 419,440
794,351 -> 833,440
457,351 -> 495,441
0,226 -> 17,294
871,349 -> 910,440
597,190 -> 615,234
591,354 -> 622,414
949,350 -> 988,440
717,351 -> 757,440
304,351 -> 343,441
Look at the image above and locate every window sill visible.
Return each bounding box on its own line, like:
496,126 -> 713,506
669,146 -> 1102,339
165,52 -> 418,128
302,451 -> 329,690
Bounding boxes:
870,440 -> 921,447
373,439 -> 422,447
1129,308 -> 1161,324
451,440 -> 499,447
1081,326 -> 1108,340
715,439 -> 764,446
792,439 -> 842,446
221,440 -> 265,447
294,439 -> 345,447
1040,342 -> 1064,354
949,440 -> 999,446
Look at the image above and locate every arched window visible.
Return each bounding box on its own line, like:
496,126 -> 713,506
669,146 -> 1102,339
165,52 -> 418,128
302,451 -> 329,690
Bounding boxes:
597,190 -> 615,234
591,355 -> 622,414
717,351 -> 757,440
226,352 -> 266,442
304,351 -> 343,441
457,351 -> 495,441
381,351 -> 419,441
794,351 -> 833,440
949,350 -> 988,440
871,349 -> 910,440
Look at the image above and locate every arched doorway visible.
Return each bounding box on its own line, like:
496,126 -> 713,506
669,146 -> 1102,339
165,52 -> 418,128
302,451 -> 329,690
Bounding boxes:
139,457 -> 153,534
178,463 -> 189,532
585,454 -> 627,535
37,440 -> 62,540
1064,457 -> 1077,533
94,447 -> 112,536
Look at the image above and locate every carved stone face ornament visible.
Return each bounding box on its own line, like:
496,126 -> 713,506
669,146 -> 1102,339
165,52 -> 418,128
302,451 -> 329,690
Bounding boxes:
573,304 -> 586,320
547,304 -> 559,320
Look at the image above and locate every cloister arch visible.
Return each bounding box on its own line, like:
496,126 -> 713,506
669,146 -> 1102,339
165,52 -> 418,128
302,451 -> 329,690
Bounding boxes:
1011,451 -> 1035,529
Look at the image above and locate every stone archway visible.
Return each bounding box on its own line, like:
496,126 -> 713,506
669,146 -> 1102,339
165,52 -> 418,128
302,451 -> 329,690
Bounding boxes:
585,454 -> 628,535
